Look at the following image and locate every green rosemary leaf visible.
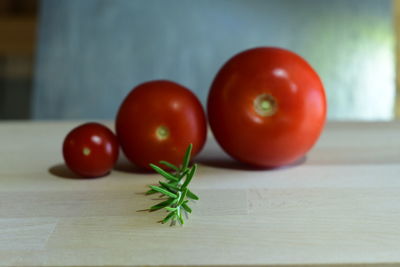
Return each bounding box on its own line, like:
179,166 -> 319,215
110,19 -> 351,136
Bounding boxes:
145,144 -> 198,225
167,181 -> 179,188
181,143 -> 193,171
182,202 -> 192,213
175,191 -> 182,204
186,189 -> 199,200
145,188 -> 157,195
181,164 -> 197,189
149,185 -> 178,199
149,164 -> 179,182
177,188 -> 188,206
159,181 -> 179,192
161,211 -> 176,224
150,199 -> 174,211
177,209 -> 184,225
159,160 -> 180,172
170,198 -> 179,206
178,168 -> 189,180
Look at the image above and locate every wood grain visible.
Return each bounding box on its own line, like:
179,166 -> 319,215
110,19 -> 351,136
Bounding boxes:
0,121 -> 400,266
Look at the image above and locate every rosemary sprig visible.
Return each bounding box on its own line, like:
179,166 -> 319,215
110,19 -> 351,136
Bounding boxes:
146,144 -> 199,225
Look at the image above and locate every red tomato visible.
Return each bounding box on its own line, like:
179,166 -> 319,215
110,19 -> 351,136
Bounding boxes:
116,80 -> 207,169
207,47 -> 327,167
63,123 -> 119,177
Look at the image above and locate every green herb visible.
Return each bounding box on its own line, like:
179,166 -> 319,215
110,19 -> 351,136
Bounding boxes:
148,185 -> 178,199
146,144 -> 199,225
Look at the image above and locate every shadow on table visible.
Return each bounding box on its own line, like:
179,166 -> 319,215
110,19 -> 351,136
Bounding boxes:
49,153 -> 306,179
197,156 -> 307,171
49,160 -> 153,179
48,164 -> 88,179
113,158 -> 154,175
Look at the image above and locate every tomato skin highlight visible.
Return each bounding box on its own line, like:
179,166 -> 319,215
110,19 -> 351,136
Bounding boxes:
116,80 -> 207,170
207,47 -> 327,167
62,123 -> 119,177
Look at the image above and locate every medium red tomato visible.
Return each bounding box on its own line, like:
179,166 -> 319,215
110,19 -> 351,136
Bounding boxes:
207,47 -> 327,167
116,80 -> 207,169
63,123 -> 119,177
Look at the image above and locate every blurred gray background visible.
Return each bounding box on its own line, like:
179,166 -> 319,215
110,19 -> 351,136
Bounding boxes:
1,0 -> 396,120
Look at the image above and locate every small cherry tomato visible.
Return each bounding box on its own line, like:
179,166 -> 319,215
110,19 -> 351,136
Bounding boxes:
63,122 -> 119,177
207,47 -> 327,167
116,80 -> 207,169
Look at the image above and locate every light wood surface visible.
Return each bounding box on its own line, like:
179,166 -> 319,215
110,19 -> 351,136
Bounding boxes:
0,121 -> 400,266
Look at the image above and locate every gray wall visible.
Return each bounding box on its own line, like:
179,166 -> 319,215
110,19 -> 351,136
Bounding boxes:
33,0 -> 395,120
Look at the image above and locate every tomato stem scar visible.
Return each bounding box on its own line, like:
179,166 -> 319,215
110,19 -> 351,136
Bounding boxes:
83,147 -> 91,156
156,126 -> 170,140
254,93 -> 277,117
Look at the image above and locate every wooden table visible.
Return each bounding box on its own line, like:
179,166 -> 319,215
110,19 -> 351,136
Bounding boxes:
1,121 -> 400,266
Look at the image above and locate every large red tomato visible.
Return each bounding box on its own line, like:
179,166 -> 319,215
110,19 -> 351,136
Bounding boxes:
116,80 -> 207,169
207,47 -> 326,167
63,123 -> 119,177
